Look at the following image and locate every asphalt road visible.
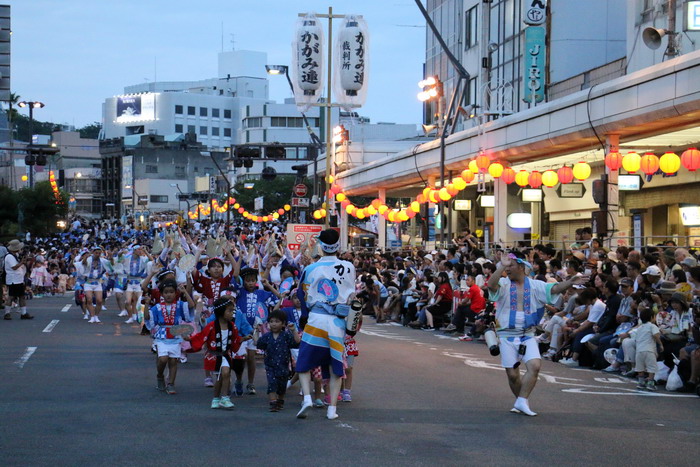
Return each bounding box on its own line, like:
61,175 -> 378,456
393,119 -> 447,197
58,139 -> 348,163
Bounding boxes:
1,295 -> 698,466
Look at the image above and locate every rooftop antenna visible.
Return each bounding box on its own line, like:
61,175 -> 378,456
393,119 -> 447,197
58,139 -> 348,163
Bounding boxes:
221,22 -> 224,52
230,33 -> 236,51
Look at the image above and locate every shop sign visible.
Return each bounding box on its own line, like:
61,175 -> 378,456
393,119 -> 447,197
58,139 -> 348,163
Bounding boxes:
679,206 -> 700,226
522,26 -> 546,103
523,0 -> 547,25
557,183 -> 585,198
522,188 -> 542,202
454,200 -> 472,211
619,174 -> 642,191
688,1 -> 700,30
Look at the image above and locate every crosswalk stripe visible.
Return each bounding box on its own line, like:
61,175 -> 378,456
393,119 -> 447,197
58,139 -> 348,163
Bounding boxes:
61,304 -> 71,312
43,320 -> 60,333
15,347 -> 37,369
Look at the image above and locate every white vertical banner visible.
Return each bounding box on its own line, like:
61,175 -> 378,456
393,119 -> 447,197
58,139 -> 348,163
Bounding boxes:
333,15 -> 369,110
291,13 -> 325,113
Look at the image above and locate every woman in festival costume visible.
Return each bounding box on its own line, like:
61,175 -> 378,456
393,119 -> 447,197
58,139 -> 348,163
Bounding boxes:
185,297 -> 243,410
145,279 -> 195,395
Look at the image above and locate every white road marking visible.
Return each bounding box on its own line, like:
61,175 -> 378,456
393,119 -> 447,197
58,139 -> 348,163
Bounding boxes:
43,320 -> 60,333
337,422 -> 358,431
61,304 -> 71,312
14,347 -> 37,369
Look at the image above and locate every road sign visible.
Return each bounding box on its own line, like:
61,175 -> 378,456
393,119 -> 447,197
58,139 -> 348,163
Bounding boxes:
291,197 -> 310,207
293,184 -> 308,197
286,224 -> 323,251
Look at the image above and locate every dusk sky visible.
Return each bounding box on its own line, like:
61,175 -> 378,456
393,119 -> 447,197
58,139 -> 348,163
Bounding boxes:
5,0 -> 426,129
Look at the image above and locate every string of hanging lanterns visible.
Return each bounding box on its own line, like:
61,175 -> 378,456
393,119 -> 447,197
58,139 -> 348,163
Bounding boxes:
187,197 -> 292,223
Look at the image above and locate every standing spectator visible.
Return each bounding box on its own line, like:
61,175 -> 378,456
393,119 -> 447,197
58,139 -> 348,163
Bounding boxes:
3,240 -> 33,320
633,306 -> 664,391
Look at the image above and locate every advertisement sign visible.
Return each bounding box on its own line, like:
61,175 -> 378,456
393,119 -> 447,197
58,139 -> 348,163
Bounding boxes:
286,223 -> 324,251
522,26 -> 546,104
558,183 -> 585,198
116,94 -> 156,122
688,1 -> 700,30
454,199 -> 472,211
121,155 -> 133,199
291,197 -> 310,207
633,213 -> 643,251
522,189 -> 542,202
254,196 -> 264,211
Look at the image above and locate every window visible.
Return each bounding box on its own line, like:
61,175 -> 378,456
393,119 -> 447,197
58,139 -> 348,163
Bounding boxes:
175,124 -> 183,133
465,5 -> 478,50
224,109 -> 232,119
271,117 -> 286,127
145,165 -> 158,174
212,108 -> 220,118
200,126 -> 208,135
150,195 -> 168,203
212,127 -> 219,136
187,106 -> 195,116
224,128 -> 232,137
246,117 -> 263,128
289,117 -> 303,128
187,125 -> 195,133
175,165 -> 186,177
175,105 -> 183,114
200,107 -> 208,117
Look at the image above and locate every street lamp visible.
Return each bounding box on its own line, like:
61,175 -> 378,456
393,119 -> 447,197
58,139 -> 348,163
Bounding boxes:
18,100 -> 45,188
124,184 -> 145,218
170,183 -> 191,220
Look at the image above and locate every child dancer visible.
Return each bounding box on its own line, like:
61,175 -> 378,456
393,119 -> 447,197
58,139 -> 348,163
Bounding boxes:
145,279 -> 195,395
186,297 -> 242,409
255,310 -> 301,412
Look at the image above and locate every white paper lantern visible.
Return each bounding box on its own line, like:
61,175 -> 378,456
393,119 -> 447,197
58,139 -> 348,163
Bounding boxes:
333,15 -> 369,110
292,13 -> 325,112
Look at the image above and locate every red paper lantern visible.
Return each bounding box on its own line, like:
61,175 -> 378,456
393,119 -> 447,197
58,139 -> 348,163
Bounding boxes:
475,154 -> 490,172
501,167 -> 516,184
330,184 -> 341,195
237,207 -> 244,214
640,153 -> 659,175
557,166 -> 574,184
681,148 -> 700,172
605,152 -> 623,171
528,170 -> 543,189
416,194 -> 425,204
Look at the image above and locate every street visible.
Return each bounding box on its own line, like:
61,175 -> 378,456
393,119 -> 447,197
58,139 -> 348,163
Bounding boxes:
1,295 -> 698,467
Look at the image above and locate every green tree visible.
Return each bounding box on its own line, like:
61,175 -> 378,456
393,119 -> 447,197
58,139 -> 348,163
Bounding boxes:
231,175 -> 306,214
17,181 -> 69,235
78,122 -> 102,139
0,185 -> 19,237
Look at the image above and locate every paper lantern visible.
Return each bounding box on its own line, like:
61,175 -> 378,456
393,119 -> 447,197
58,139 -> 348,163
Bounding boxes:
681,148 -> 700,171
262,216 -> 270,222
340,200 -> 350,209
272,213 -> 280,219
501,167 -> 516,185
488,162 -> 504,179
371,199 -> 381,209
406,209 -> 417,218
515,170 -> 530,187
640,153 -> 659,175
461,170 -> 475,183
313,210 -> 321,219
422,186 -> 432,199
336,15 -> 368,108
659,152 -> 680,174
397,211 -> 409,222
327,175 -> 334,184
542,170 -> 559,188
356,210 -> 366,219
366,205 -> 377,215
573,161 -> 591,181
238,207 -> 245,213
278,208 -> 285,216
475,154 -> 490,172
293,14 -> 324,101
622,152 -> 641,173
410,201 -> 420,212
557,166 -> 574,184
528,170 -> 543,188
330,184 -> 341,195
284,204 -> 291,211
438,188 -> 452,201
387,211 -> 397,222
378,204 -> 388,214
453,177 -> 467,190
336,193 -> 346,202
345,205 -> 355,215
605,152 -> 623,171
416,194 -> 425,203
468,159 -> 479,174
446,184 -> 459,197
428,190 -> 439,203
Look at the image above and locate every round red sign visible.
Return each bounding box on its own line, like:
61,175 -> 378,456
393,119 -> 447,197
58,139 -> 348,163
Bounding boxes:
293,184 -> 308,197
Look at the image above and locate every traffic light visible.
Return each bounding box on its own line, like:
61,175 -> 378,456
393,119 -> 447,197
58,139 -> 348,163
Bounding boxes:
265,144 -> 286,159
244,158 -> 254,168
291,164 -> 308,176
234,146 -> 261,158
261,166 -> 277,181
233,158 -> 243,168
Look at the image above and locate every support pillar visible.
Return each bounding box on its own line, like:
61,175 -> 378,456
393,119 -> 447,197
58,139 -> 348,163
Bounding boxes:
531,202 -> 541,243
493,180 -> 508,249
378,188 -> 386,250
340,207 -> 349,252
605,134 -> 620,248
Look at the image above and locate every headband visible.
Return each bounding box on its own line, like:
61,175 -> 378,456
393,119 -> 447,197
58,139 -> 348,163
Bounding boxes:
318,239 -> 340,253
508,253 -> 532,271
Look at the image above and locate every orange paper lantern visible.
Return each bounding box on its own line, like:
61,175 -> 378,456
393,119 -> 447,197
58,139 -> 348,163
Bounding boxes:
461,170 -> 475,184
528,170 -> 543,189
640,153 -> 659,175
557,166 -> 574,184
605,152 -> 623,171
475,154 -> 490,172
501,167 -> 516,185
